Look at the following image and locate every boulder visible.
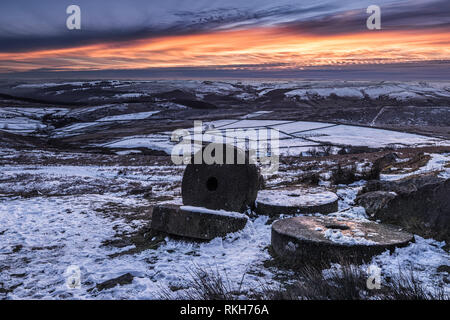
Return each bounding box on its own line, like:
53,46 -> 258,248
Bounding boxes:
271,216 -> 413,264
255,187 -> 338,216
372,152 -> 399,172
182,144 -> 261,212
361,174 -> 444,195
151,204 -> 248,240
356,175 -> 450,242
355,191 -> 397,216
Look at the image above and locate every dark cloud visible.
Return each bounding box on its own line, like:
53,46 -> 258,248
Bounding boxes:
0,1 -> 334,52
280,0 -> 450,35
1,0 -> 447,53
2,60 -> 449,81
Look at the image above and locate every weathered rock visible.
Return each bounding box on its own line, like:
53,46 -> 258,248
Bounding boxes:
96,273 -> 134,291
271,216 -> 413,264
331,165 -> 358,185
151,204 -> 248,240
182,144 -> 260,212
373,152 -> 399,172
355,191 -> 397,216
256,187 -> 338,216
437,265 -> 450,273
361,174 -> 444,195
356,175 -> 450,242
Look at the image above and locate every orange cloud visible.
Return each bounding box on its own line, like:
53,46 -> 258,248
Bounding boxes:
1,26 -> 449,72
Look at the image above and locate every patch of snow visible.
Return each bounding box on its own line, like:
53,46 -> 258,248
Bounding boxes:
240,111 -> 273,119
363,85 -> 403,99
0,195 -> 149,299
54,122 -> 100,135
371,236 -> 450,295
257,189 -> 338,208
97,111 -> 160,122
269,121 -> 334,134
100,135 -> 174,154
14,81 -> 99,89
235,93 -> 258,101
388,91 -> 423,101
180,206 -> 248,219
285,87 -> 364,99
308,125 -> 447,148
115,150 -> 142,155
381,153 -> 450,181
331,206 -> 369,220
217,120 -> 291,130
324,228 -> 376,245
113,93 -> 146,99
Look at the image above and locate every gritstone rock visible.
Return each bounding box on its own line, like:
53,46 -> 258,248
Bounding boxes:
356,175 -> 450,242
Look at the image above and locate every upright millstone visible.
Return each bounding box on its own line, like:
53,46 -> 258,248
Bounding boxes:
182,143 -> 261,212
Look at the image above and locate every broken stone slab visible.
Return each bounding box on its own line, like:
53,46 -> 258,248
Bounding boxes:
356,175 -> 450,243
255,187 -> 338,216
96,273 -> 134,291
151,204 -> 248,240
271,216 -> 413,263
182,144 -> 261,212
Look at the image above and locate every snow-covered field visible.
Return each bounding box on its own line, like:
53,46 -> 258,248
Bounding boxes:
381,152 -> 450,180
0,148 -> 449,299
0,107 -> 67,133
97,119 -> 449,156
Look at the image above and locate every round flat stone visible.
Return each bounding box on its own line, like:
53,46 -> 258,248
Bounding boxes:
271,216 -> 414,263
151,204 -> 248,240
256,187 -> 338,216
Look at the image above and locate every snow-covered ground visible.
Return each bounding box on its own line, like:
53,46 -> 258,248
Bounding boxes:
0,194 -> 274,299
0,149 -> 448,299
96,111 -> 160,122
256,188 -> 338,207
0,107 -> 68,133
97,119 -> 449,156
0,78 -> 449,299
100,135 -> 177,154
381,153 -> 450,180
283,82 -> 450,100
13,81 -> 101,89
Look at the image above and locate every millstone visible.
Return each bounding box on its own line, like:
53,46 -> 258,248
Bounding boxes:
256,187 -> 338,216
271,216 -> 414,263
182,144 -> 260,212
151,204 -> 248,240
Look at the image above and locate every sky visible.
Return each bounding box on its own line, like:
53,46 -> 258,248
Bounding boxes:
0,0 -> 449,78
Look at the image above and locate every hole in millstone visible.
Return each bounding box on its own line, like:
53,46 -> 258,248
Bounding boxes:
206,177 -> 218,191
325,224 -> 350,231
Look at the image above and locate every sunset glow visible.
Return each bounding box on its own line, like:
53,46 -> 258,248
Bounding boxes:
2,27 -> 449,73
